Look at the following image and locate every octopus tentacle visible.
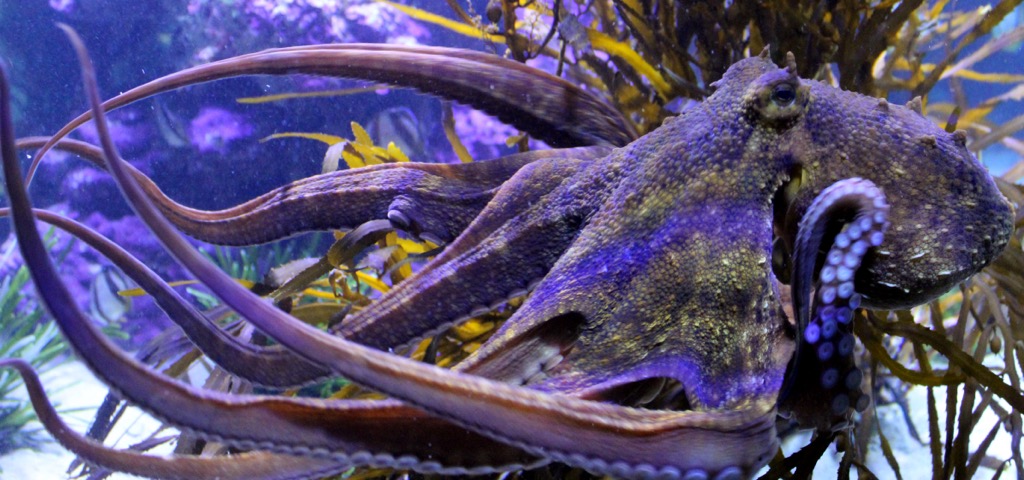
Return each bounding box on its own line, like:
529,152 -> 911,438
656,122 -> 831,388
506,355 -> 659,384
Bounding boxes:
17,135 -> 542,246
143,153 -> 547,246
2,48 -> 544,477
781,178 -> 889,429
0,318 -> 538,476
15,138 -> 608,375
0,207 -> 330,388
0,359 -> 355,480
27,43 -> 636,184
337,153 -> 604,350
56,28 -> 775,478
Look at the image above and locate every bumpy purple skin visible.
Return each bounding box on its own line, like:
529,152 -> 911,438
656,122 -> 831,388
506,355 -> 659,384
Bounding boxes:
0,41 -> 1016,480
778,85 -> 1013,309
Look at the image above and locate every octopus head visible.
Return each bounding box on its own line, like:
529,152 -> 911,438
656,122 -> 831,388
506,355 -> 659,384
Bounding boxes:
753,56 -> 1016,309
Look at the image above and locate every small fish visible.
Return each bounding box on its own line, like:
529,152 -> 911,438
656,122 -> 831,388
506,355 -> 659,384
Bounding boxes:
354,245 -> 401,273
366,107 -> 427,161
322,142 -> 346,174
152,98 -> 190,148
558,14 -> 593,58
262,257 -> 322,290
88,266 -> 133,326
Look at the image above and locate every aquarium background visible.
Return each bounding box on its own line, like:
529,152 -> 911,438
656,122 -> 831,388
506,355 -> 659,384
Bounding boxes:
0,0 -> 526,349
0,0 -> 1021,478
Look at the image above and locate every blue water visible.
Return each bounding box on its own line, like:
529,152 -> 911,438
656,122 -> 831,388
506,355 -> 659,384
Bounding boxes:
0,0 -> 493,213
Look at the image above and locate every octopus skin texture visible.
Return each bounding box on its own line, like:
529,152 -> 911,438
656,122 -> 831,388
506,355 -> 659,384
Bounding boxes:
0,29 -> 1014,480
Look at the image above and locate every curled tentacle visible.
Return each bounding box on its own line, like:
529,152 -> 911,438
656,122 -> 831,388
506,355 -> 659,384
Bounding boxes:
26,43 -> 636,184
781,178 -> 890,429
48,26 -> 775,480
0,207 -> 331,388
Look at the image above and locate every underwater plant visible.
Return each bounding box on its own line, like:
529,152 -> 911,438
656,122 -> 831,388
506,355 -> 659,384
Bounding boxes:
0,1 -> 1021,479
0,257 -> 69,458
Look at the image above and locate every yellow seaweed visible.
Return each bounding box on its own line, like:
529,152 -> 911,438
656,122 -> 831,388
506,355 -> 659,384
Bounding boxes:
259,132 -> 345,145
379,0 -> 504,43
236,85 -> 385,104
585,29 -> 672,99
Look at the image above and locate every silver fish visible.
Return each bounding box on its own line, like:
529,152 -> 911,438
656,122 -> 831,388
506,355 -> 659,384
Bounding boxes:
88,265 -> 132,326
366,107 -> 427,160
152,98 -> 190,148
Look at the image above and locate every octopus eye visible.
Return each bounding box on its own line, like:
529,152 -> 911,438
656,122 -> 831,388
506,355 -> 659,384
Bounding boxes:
771,84 -> 796,106
745,69 -> 808,128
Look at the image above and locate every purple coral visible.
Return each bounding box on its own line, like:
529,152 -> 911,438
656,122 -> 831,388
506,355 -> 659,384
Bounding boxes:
452,105 -> 549,160
188,107 -> 254,154
184,0 -> 429,62
48,0 -> 74,13
75,109 -> 152,153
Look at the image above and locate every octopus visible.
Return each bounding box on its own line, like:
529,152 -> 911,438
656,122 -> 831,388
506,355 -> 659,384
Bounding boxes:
0,26 -> 1015,480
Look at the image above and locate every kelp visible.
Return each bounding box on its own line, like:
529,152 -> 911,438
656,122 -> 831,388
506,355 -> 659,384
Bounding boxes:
262,120 -> 413,172
382,0 -> 1024,154
0,237 -> 71,459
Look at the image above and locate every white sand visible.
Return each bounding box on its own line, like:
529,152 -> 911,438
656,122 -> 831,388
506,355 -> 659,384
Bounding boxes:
0,361 -> 170,480
779,384 -> 1014,479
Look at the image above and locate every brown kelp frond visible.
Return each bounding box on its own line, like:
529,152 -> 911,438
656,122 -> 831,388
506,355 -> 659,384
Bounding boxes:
869,1 -> 1024,156
396,0 -> 1021,147
909,2 -> 1022,97
970,113 -> 1024,153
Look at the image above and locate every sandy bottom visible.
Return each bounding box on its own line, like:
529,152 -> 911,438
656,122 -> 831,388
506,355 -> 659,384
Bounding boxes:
0,361 -> 170,480
780,383 -> 1015,478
